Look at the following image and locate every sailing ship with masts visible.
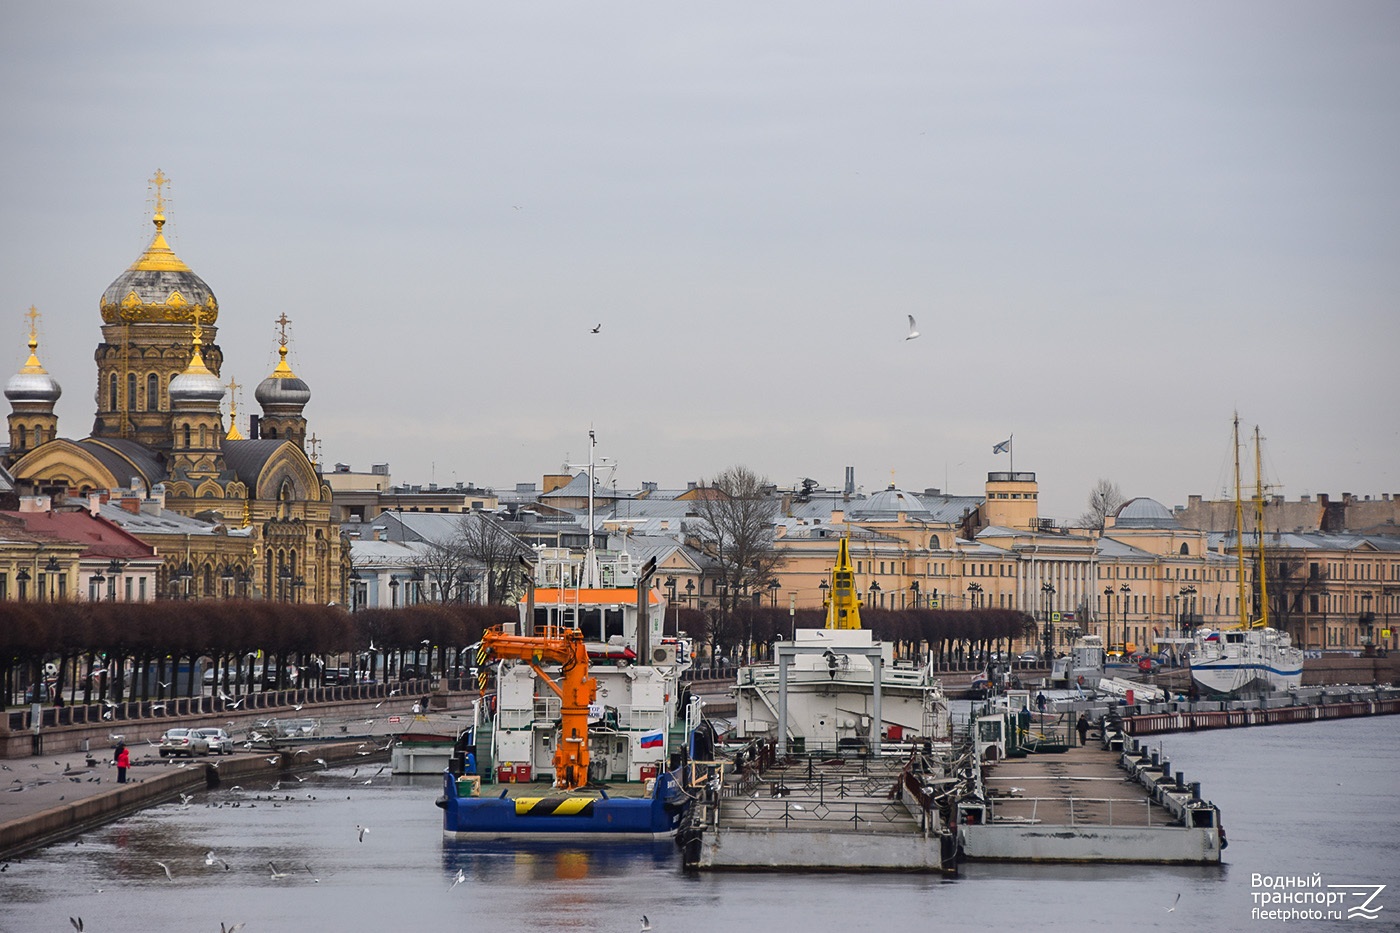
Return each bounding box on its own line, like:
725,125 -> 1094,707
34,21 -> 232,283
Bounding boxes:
1189,416 -> 1304,696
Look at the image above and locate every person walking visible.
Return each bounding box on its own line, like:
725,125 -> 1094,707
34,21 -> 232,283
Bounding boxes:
1076,714 -> 1090,747
114,742 -> 130,784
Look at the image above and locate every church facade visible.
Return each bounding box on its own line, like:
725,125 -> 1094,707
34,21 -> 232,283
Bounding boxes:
4,173 -> 345,603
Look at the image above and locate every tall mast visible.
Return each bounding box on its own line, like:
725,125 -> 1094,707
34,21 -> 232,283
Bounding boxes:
1253,425 -> 1270,629
583,430 -> 599,588
1232,414 -> 1249,629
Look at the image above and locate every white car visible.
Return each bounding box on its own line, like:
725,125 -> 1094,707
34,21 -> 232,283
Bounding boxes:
194,727 -> 233,755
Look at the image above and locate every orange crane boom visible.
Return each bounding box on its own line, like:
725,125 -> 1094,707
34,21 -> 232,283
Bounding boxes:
479,625 -> 597,790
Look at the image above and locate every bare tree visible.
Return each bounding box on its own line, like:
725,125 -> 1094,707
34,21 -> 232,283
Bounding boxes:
688,466 -> 784,662
456,512 -> 530,604
1078,478 -> 1126,531
418,535 -> 473,604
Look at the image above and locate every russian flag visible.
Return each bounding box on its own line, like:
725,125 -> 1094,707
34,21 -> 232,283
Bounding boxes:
640,730 -> 664,750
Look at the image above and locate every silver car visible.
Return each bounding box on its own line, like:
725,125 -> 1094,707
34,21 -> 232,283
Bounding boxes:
195,727 -> 234,755
158,727 -> 209,758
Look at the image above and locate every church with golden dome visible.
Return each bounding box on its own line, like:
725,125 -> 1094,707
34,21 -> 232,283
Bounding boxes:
4,171 -> 345,603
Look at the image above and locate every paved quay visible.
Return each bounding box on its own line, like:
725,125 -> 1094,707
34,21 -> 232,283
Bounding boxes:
0,691 -> 478,860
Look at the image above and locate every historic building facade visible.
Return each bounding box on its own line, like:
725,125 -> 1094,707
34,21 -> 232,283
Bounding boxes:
4,173 -> 345,603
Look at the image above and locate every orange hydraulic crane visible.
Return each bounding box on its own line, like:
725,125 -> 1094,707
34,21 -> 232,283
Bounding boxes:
478,625 -> 597,791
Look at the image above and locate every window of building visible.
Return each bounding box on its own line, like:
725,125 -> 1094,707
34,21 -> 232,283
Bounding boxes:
109,373 -> 119,411
127,373 -> 137,411
147,373 -> 159,411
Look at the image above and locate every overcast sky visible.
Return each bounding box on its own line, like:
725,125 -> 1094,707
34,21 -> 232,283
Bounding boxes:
2,3 -> 1397,521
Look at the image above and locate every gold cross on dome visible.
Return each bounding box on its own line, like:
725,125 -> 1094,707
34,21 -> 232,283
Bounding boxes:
25,305 -> 39,338
275,313 -> 291,347
149,169 -> 169,215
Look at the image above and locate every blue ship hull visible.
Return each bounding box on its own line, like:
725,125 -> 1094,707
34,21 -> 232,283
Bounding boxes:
439,771 -> 688,839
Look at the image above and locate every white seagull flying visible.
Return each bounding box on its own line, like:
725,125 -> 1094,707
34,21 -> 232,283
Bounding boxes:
905,315 -> 920,340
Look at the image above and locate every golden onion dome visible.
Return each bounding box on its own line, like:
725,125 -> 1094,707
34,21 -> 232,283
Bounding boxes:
98,211 -> 218,325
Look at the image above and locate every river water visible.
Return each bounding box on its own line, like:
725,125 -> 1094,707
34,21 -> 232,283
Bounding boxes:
1,717 -> 1396,933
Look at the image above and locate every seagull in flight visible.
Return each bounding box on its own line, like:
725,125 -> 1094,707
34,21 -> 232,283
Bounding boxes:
204,851 -> 230,870
154,860 -> 173,881
905,314 -> 920,341
640,916 -> 652,932
268,862 -> 289,880
450,868 -> 465,890
1165,893 -> 1181,912
357,824 -> 370,842
590,323 -> 602,334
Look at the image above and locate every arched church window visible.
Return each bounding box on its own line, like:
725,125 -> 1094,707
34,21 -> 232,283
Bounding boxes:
199,424 -> 207,448
146,373 -> 160,411
1180,543 -> 1190,556
16,426 -> 25,450
266,426 -> 278,438
183,424 -> 191,448
109,374 -> 119,411
127,373 -> 137,411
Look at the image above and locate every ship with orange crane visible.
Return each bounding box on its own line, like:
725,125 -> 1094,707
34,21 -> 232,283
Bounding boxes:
439,619 -> 694,838
438,433 -> 697,837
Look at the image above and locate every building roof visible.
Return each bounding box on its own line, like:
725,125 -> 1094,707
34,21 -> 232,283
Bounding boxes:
0,509 -> 156,561
1113,497 -> 1180,529
222,439 -> 290,486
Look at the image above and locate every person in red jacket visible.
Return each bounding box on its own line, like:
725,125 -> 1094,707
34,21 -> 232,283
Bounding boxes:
114,743 -> 130,784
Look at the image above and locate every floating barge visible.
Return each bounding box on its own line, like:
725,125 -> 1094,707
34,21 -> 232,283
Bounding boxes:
439,769 -> 688,840
961,735 -> 1222,864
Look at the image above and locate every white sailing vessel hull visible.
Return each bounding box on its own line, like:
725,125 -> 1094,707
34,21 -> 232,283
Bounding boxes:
1189,627 -> 1303,695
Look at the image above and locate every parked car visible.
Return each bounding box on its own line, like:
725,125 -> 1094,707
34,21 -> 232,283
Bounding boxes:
1016,651 -> 1041,664
158,727 -> 209,757
195,727 -> 233,755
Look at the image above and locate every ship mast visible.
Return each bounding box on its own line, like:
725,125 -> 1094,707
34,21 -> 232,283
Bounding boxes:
1232,414 -> 1249,629
1253,425 -> 1270,630
583,430 -> 600,588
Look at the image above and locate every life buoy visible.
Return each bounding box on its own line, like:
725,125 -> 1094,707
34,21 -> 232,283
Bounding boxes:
1076,674 -> 1085,687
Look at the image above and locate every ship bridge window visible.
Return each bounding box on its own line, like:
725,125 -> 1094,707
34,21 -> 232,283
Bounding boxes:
578,608 -> 626,642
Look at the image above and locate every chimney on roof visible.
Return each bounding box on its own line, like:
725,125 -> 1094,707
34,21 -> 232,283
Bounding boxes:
120,497 -> 142,515
88,493 -> 104,516
844,467 -> 855,496
19,495 -> 51,513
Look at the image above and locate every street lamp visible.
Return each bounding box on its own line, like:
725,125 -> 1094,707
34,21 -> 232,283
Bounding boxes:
1360,592 -> 1375,655
768,578 -> 780,608
967,581 -> 982,608
1119,583 -> 1133,653
684,578 -> 695,606
176,562 -> 194,600
107,558 -> 124,601
90,567 -> 105,602
910,580 -> 920,608
1178,585 -> 1197,635
1041,581 -> 1056,659
44,556 -> 61,601
819,579 -> 830,607
868,579 -> 881,608
1103,585 -> 1114,643
16,567 -> 30,601
278,563 -> 292,603
220,563 -> 235,599
389,575 -> 400,608
349,568 -> 362,611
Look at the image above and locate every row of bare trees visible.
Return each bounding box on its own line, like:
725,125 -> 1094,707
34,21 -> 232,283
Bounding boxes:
678,604 -> 1037,666
0,601 -> 515,710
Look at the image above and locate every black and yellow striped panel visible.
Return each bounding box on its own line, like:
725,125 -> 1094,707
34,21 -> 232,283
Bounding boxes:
513,797 -> 596,817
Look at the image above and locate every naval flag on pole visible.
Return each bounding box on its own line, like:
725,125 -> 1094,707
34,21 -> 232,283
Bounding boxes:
992,438 -> 1012,454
